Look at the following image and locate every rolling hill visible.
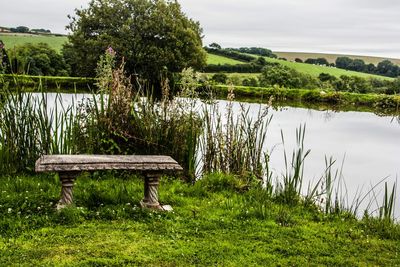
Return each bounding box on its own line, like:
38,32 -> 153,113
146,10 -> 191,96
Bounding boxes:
0,33 -> 68,52
207,52 -> 394,80
1,33 -> 395,80
274,51 -> 400,65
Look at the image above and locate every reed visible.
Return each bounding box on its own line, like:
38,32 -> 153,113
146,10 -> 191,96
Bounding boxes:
200,85 -> 272,181
0,89 -> 78,173
379,181 -> 397,222
275,125 -> 310,205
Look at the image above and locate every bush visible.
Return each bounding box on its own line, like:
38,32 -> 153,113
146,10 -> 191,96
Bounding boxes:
9,43 -> 69,76
0,74 -> 96,91
259,64 -> 318,89
211,73 -> 228,84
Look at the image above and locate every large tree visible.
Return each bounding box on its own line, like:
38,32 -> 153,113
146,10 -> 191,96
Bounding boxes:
64,0 -> 206,91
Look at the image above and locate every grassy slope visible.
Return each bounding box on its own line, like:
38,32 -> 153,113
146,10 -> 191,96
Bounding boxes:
275,51 -> 400,65
264,56 -> 394,80
0,33 -> 68,52
206,52 -> 393,80
0,174 -> 399,266
207,53 -> 243,65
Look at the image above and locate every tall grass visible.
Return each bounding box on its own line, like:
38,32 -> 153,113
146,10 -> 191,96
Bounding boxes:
275,125 -> 310,205
200,86 -> 272,181
0,54 -> 398,224
0,90 -> 78,173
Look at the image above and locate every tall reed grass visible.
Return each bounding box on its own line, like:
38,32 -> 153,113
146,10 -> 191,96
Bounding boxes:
0,90 -> 78,173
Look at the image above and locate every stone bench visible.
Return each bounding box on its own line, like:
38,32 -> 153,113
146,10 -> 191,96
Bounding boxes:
35,155 -> 183,211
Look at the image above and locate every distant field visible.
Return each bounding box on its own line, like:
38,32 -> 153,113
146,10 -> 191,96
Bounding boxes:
0,33 -> 68,52
207,53 -> 243,65
206,52 -> 393,80
263,56 -> 394,80
274,51 -> 400,65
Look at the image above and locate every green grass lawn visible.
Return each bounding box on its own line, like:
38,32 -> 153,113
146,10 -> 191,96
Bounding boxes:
207,53 -> 243,65
0,173 -> 399,266
0,34 -> 68,52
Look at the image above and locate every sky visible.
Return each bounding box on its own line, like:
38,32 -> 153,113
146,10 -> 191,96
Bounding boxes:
1,0 -> 400,58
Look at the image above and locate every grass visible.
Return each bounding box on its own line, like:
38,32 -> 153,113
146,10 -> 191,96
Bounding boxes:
274,51 -> 400,65
209,84 -> 400,115
206,53 -> 244,65
0,74 -> 96,91
263,56 -> 394,80
0,173 -> 399,266
205,52 -> 394,80
0,33 -> 68,52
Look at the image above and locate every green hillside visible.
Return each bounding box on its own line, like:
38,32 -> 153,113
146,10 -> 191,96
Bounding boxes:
207,53 -> 243,65
274,51 -> 400,65
264,57 -> 393,80
0,33 -> 395,81
206,52 -> 393,80
0,33 -> 68,52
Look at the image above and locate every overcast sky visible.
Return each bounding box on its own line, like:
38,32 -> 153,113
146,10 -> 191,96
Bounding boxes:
1,0 -> 400,58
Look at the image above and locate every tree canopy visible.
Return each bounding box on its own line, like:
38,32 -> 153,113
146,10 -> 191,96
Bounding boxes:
64,0 -> 206,91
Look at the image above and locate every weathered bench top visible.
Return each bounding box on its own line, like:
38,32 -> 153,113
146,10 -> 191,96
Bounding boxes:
35,155 -> 183,172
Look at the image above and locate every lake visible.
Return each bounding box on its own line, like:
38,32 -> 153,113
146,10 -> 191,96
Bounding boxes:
34,93 -> 400,218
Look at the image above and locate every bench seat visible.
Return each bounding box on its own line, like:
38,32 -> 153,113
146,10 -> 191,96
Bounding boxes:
35,155 -> 183,210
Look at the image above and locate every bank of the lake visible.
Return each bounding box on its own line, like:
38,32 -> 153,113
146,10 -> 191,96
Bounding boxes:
2,74 -> 400,115
0,173 -> 399,266
209,84 -> 400,115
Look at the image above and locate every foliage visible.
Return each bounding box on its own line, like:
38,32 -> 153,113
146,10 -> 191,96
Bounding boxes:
209,84 -> 400,114
204,47 -> 255,62
0,91 -> 79,173
8,43 -> 69,76
211,73 -> 228,84
304,57 -> 330,66
64,0 -> 206,95
336,56 -> 400,78
1,173 -> 400,266
9,26 -> 30,33
0,41 -> 10,74
228,47 -> 277,58
259,64 -> 318,89
204,63 -> 263,73
0,74 -> 95,91
72,55 -> 203,181
200,86 -> 272,180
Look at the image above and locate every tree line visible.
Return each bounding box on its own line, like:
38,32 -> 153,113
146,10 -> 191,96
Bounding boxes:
209,64 -> 400,95
300,56 -> 400,78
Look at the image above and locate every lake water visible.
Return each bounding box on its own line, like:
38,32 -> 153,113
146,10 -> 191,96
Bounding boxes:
33,93 -> 400,218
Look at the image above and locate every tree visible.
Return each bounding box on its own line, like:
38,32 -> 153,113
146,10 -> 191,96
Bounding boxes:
9,43 -> 69,76
209,43 -> 222,50
64,0 -> 206,94
0,40 -> 11,74
294,58 -> 303,63
335,57 -> 353,69
13,26 -> 30,33
259,64 -> 317,89
211,73 -> 228,84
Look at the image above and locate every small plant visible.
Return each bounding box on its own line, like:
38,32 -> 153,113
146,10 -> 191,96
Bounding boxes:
275,125 -> 310,205
378,181 -> 397,222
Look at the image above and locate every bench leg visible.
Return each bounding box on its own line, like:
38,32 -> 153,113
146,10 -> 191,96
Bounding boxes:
57,171 -> 79,210
140,173 -> 163,210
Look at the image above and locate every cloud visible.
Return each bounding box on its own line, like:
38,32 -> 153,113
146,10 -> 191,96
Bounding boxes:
1,0 -> 399,58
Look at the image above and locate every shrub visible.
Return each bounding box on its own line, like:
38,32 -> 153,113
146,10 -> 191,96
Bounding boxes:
9,43 -> 69,76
